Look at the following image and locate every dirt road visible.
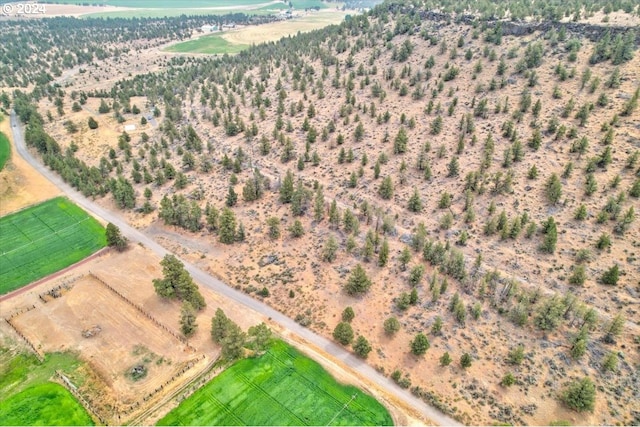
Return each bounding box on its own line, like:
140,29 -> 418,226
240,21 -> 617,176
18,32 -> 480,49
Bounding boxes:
9,110 -> 461,426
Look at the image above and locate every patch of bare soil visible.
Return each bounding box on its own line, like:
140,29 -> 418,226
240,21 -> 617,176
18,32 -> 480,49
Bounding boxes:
0,118 -> 60,215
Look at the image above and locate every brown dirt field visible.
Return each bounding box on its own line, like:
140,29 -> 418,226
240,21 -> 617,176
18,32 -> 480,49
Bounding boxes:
221,10 -> 349,45
0,117 -> 60,216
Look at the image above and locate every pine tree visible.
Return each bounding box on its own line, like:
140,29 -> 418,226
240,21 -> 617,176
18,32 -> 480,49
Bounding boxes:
353,335 -> 372,358
153,254 -> 206,310
267,217 -> 281,239
384,317 -> 401,335
540,216 -> 558,253
280,170 -> 295,203
411,333 -> 430,355
439,352 -> 452,366
344,264 -> 372,295
226,186 -> 238,207
546,173 -> 562,205
333,322 -> 354,345
211,308 -> 230,343
460,353 -> 473,368
180,301 -> 198,337
105,223 -> 128,251
219,207 -> 237,244
561,378 -> 596,412
321,235 -> 339,262
313,185 -> 325,222
399,247 -> 411,271
407,187 -> 423,212
393,126 -> 408,154
378,238 -> 389,267
378,176 -> 394,199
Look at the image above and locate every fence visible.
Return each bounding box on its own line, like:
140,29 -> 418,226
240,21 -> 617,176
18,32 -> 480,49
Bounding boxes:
38,275 -> 83,303
5,304 -> 36,320
89,272 -> 196,352
54,370 -> 106,425
120,354 -> 208,416
4,316 -> 44,361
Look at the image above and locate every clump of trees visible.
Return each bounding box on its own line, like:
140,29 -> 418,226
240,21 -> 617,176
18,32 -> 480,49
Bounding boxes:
105,223 -> 128,251
153,254 -> 206,310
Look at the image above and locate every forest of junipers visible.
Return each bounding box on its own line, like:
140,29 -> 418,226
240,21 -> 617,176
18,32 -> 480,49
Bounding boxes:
4,0 -> 640,424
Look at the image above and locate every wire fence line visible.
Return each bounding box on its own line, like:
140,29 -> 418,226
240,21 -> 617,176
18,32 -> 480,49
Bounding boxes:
89,272 -> 197,352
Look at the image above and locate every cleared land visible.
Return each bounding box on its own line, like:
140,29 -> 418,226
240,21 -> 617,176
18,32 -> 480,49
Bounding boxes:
0,131 -> 9,171
44,0 -> 328,18
47,0 -> 326,8
168,10 -> 347,54
166,34 -> 248,54
158,340 -> 393,426
0,197 -> 105,294
0,382 -> 94,426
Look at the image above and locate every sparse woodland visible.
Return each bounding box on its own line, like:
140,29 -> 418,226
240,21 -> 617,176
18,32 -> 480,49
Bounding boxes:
3,0 -> 640,424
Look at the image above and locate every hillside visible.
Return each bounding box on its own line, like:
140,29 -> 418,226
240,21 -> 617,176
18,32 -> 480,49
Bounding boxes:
5,0 -> 640,424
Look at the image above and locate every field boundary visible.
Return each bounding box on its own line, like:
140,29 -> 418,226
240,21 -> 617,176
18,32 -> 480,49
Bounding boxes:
89,272 -> 197,352
54,370 -> 106,426
0,248 -> 109,302
124,354 -> 215,425
4,315 -> 44,362
38,275 -> 83,303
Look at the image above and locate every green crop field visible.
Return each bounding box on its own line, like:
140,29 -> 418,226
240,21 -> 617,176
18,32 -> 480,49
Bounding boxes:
166,34 -> 248,54
83,8 -> 278,18
47,0 -> 326,8
0,197 -> 106,295
48,0 -> 327,18
0,351 -> 93,426
158,340 -> 393,426
0,131 -> 9,172
0,383 -> 94,426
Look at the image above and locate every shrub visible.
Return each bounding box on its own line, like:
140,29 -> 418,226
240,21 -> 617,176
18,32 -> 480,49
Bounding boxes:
561,377 -> 596,412
383,317 -> 401,335
333,322 -> 354,345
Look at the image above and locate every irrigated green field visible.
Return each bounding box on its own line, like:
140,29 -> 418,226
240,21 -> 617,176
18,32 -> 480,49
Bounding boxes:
48,0 -> 326,8
49,0 -> 327,18
158,340 -> 393,426
0,351 -> 93,426
0,197 -> 106,294
0,383 -> 94,426
0,131 -> 9,172
166,34 -> 248,54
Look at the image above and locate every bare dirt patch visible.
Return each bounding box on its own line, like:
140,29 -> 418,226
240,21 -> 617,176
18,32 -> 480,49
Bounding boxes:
221,10 -> 348,45
0,118 -> 59,216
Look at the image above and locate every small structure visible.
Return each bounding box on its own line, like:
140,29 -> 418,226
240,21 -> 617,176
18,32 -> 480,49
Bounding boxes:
124,124 -> 136,132
201,24 -> 216,32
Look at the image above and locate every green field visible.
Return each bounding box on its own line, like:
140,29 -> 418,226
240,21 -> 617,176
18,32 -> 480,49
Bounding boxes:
0,383 -> 94,426
83,7 -> 279,19
0,131 -> 9,172
48,0 -> 328,18
0,197 -> 106,295
48,0 -> 272,7
158,340 -> 393,426
0,351 -> 94,426
48,0 -> 326,8
166,34 -> 248,54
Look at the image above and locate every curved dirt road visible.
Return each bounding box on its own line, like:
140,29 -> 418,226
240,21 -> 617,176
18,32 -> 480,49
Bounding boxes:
10,111 -> 461,426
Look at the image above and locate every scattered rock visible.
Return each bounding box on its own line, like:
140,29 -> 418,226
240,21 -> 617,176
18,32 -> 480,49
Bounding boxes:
258,254 -> 278,267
